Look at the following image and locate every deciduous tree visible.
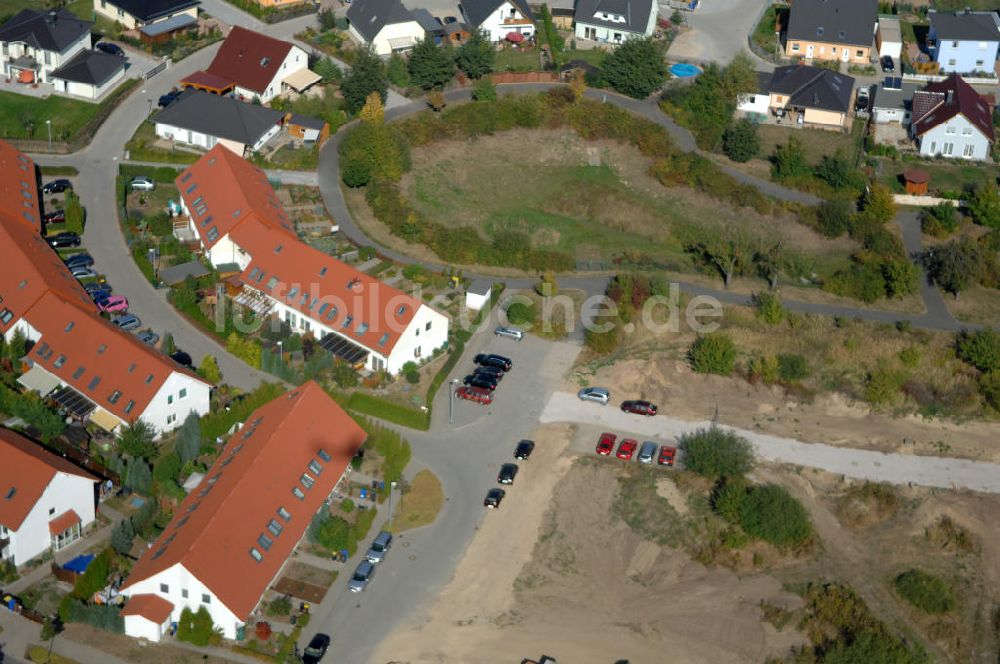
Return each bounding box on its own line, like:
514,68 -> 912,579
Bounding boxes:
602,37 -> 667,99
341,47 -> 388,114
722,119 -> 759,163
408,38 -> 455,90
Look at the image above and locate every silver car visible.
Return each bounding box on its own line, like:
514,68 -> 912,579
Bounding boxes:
348,560 -> 375,592
113,314 -> 142,331
494,326 -> 524,340
577,387 -> 610,405
638,441 -> 657,464
365,531 -> 393,564
130,176 -> 155,191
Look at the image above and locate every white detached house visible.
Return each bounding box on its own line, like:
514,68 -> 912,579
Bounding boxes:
461,0 -> 535,41
0,9 -> 91,85
911,74 -> 995,160
574,0 -> 658,43
0,427 -> 98,567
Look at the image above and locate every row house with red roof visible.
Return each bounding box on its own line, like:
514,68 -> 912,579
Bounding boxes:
0,140 -> 211,435
174,145 -> 449,375
119,381 -> 365,641
0,427 -> 98,566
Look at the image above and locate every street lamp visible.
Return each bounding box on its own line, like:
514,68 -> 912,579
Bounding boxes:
45,119 -> 52,149
388,481 -> 398,528
448,378 -> 459,424
277,340 -> 283,361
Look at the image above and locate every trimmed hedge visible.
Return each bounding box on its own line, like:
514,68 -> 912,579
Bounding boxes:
347,392 -> 429,430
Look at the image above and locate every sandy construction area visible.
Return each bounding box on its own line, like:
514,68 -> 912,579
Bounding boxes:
373,426 -> 804,664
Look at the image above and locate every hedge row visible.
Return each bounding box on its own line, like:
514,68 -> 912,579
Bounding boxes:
347,392 -> 429,430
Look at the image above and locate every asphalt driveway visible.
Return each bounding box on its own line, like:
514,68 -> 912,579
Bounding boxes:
666,0 -> 772,66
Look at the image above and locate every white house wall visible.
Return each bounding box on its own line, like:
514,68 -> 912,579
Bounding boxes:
386,304 -> 449,374
355,21 -> 425,56
156,123 -> 218,150
479,2 -> 535,42
737,92 -> 770,115
142,371 -> 211,434
206,234 -> 251,269
3,318 -> 40,344
272,44 -> 308,100
122,563 -> 243,640
123,614 -> 169,642
92,0 -> 198,30
6,472 -> 95,566
0,33 -> 90,84
917,113 -> 991,160
874,107 -> 910,124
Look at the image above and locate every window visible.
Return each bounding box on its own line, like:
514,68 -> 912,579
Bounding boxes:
946,126 -> 956,135
318,303 -> 329,316
160,583 -> 169,593
962,127 -> 973,135
179,388 -> 187,399
856,50 -> 863,57
268,519 -> 283,536
64,322 -> 74,332
257,534 -> 273,551
128,363 -> 136,373
54,354 -> 66,368
109,390 -> 121,404
97,344 -> 106,355
948,59 -> 956,66
49,507 -> 56,515
318,449 -> 331,462
326,307 -> 337,321
308,459 -> 323,474
976,60 -> 985,67
319,267 -> 327,277
277,506 -> 292,521
930,141 -> 937,153
168,395 -> 173,405
292,486 -> 305,500
300,473 -> 315,490
943,142 -> 954,155
415,327 -> 420,337
182,589 -> 188,599
249,267 -> 262,281
426,321 -> 432,331
378,333 -> 389,347
357,322 -> 368,335
206,227 -> 219,243
274,244 -> 283,253
250,548 -> 263,562
125,400 -> 135,414
414,346 -> 422,358
964,144 -> 975,157
266,276 -> 279,290
87,376 -> 101,391
202,594 -> 211,604
342,315 -> 352,329
167,413 -> 176,424
791,43 -> 799,52
0,309 -> 11,325
185,183 -> 197,194
146,374 -> 154,384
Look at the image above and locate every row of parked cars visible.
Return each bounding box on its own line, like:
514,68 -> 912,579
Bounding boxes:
484,439 -> 535,509
454,353 -> 513,405
347,529 -> 393,594
596,432 -> 676,466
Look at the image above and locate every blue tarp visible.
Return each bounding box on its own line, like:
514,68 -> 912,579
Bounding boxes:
63,554 -> 95,573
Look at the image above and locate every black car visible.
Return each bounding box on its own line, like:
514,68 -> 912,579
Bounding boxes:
85,282 -> 112,298
302,633 -> 331,664
484,488 -> 506,508
170,351 -> 193,368
158,89 -> 182,107
474,365 -> 504,381
474,353 -> 512,371
880,55 -> 894,72
514,439 -> 535,460
42,210 -> 66,224
464,374 -> 497,391
42,179 -> 72,194
46,232 -> 80,248
65,253 -> 94,269
498,463 -> 518,485
95,41 -> 125,56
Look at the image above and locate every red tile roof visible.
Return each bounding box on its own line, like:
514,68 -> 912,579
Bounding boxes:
180,70 -> 235,91
24,292 -> 209,423
912,74 -> 996,141
0,140 -> 40,233
0,427 -> 96,531
48,509 -> 81,535
120,593 -> 174,624
232,219 -> 421,354
205,26 -> 294,95
0,209 -> 96,336
122,382 -> 366,619
174,144 -> 295,251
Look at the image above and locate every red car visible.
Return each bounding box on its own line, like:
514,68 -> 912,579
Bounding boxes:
621,400 -> 658,416
456,385 -> 492,405
616,438 -> 638,460
595,432 -> 616,456
658,445 -> 677,467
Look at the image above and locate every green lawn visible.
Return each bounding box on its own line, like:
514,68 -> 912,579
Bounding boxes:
495,47 -> 542,72
757,119 -> 866,164
876,157 -> 1000,195
1,0 -> 93,22
124,122 -> 201,165
563,47 -> 608,68
0,90 -> 100,141
751,5 -> 786,54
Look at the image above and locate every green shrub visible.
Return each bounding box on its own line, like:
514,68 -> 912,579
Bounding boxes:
816,197 -> 854,238
689,333 -> 737,375
505,301 -> 535,325
678,426 -> 754,478
865,364 -> 902,407
920,203 -> 959,237
267,595 -> 292,616
777,353 -> 809,381
893,569 -> 955,614
736,483 -> 812,548
898,346 -> 921,367
176,607 -> 220,646
956,329 -> 1000,373
585,317 -> 620,355
722,119 -> 759,163
753,291 -> 785,325
402,361 -> 421,384
72,549 -> 112,600
746,353 -> 779,384
980,371 -> 1000,410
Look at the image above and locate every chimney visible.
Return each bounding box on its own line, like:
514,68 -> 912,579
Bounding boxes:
946,89 -> 954,105
46,10 -> 57,25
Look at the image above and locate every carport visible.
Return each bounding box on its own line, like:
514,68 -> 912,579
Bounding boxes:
50,385 -> 96,421
318,333 -> 369,367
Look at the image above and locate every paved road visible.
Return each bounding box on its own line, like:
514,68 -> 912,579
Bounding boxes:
541,391 -> 1000,493
666,0 -> 770,65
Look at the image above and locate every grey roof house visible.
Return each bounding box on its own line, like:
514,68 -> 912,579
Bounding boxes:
871,77 -> 920,125
49,49 -> 127,99
784,0 -> 878,64
765,65 -> 856,127
928,9 -> 1000,74
0,9 -> 92,84
346,0 -> 425,55
93,0 -> 200,32
574,0 -> 658,43
153,90 -> 285,157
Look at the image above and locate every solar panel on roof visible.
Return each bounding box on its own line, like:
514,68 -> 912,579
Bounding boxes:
51,386 -> 96,418
318,333 -> 369,365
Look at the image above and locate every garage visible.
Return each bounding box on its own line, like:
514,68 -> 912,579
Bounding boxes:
50,49 -> 126,100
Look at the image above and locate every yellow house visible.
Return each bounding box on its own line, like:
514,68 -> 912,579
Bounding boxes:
766,65 -> 856,128
92,0 -> 198,31
785,0 -> 877,64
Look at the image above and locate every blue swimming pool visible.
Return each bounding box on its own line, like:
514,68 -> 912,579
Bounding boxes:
670,63 -> 701,78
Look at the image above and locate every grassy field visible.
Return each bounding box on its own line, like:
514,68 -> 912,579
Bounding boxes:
0,90 -> 101,141
562,47 -> 607,67
751,5 -> 787,54
1,0 -> 92,22
875,157 -> 1000,195
124,122 -> 201,164
403,130 -> 853,275
389,469 -> 444,533
756,119 -> 866,164
495,47 -> 542,72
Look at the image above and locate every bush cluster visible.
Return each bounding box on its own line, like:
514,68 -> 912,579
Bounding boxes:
678,426 -> 754,477
893,569 -> 955,614
713,479 -> 813,548
689,333 -> 737,375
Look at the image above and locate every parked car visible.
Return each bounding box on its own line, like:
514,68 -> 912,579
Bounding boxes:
70,266 -> 98,279
494,326 -> 524,340
463,374 -> 497,391
348,560 -> 375,592
596,432 -> 616,456
616,438 -> 638,461
170,351 -> 193,368
474,353 -> 512,371
95,41 -> 124,56
64,253 -> 94,269
158,89 -> 182,107
46,232 -> 80,248
497,463 -> 519,485
113,314 -> 141,331
456,385 -> 493,405
484,488 -> 506,509
136,330 -> 159,346
658,445 -> 677,467
365,531 -> 393,564
42,179 -> 72,194
577,386 -> 610,405
638,441 -> 657,464
473,366 -> 504,382
130,176 -> 155,191
514,439 -> 535,460
302,633 -> 331,664
855,86 -> 871,113
42,210 -> 66,224
880,55 -> 894,72
85,282 -> 112,299
621,399 -> 658,416
96,295 -> 128,313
